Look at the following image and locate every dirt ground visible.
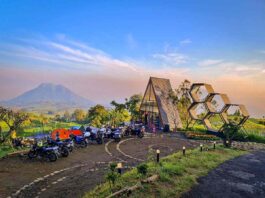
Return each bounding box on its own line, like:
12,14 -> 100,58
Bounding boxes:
0,134 -> 200,198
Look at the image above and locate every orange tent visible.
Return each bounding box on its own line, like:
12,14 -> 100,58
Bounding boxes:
69,129 -> 83,136
51,128 -> 70,140
51,128 -> 83,140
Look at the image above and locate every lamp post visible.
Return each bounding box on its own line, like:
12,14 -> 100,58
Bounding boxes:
117,162 -> 122,175
200,144 -> 203,152
226,140 -> 229,147
156,149 -> 160,163
182,146 -> 186,156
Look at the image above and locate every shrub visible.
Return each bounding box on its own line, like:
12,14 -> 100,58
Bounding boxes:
105,162 -> 119,189
185,132 -> 219,141
137,164 -> 148,176
109,162 -> 117,172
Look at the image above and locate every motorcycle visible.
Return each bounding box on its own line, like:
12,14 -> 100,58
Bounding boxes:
63,139 -> 74,152
47,138 -> 70,157
124,125 -> 145,138
84,127 -> 104,144
28,143 -> 59,162
105,127 -> 122,142
70,134 -> 88,148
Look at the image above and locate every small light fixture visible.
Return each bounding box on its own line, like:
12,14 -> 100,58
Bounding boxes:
200,144 -> 203,152
156,149 -> 160,162
117,162 -> 122,174
182,146 -> 186,156
213,141 -> 216,149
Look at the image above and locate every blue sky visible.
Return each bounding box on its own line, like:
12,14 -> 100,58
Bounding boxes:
0,0 -> 265,117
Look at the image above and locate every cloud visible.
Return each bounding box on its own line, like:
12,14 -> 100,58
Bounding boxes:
179,39 -> 192,45
0,38 -> 138,71
259,50 -> 265,54
198,59 -> 223,66
152,52 -> 188,65
125,33 -> 138,49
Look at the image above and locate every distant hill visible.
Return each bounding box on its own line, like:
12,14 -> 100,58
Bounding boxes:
1,83 -> 94,113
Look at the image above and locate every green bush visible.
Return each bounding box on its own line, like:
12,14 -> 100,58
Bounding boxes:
137,164 -> 148,176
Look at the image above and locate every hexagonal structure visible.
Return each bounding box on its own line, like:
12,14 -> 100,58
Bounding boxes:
189,103 -> 209,121
205,93 -> 231,113
189,83 -> 215,103
204,113 -> 226,132
221,104 -> 249,126
188,82 -> 249,133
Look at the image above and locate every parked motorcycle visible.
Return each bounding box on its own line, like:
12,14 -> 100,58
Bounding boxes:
70,134 -> 88,148
47,138 -> 70,157
28,143 -> 58,162
124,124 -> 145,138
63,139 -> 74,152
84,127 -> 104,144
105,127 -> 122,142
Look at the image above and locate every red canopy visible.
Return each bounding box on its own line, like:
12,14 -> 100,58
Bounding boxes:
51,129 -> 83,140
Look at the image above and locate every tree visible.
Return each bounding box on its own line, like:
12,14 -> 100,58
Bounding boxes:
0,106 -> 29,144
169,79 -> 193,129
125,94 -> 142,121
222,122 -> 240,147
110,100 -> 126,112
108,109 -> 131,127
87,105 -> 109,127
54,114 -> 61,122
39,114 -> 49,133
63,110 -> 71,122
110,100 -> 131,127
72,109 -> 86,123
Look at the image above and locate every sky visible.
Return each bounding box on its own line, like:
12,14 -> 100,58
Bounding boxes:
0,0 -> 265,117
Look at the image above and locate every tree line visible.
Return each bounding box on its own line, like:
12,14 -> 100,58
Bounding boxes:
55,94 -> 143,128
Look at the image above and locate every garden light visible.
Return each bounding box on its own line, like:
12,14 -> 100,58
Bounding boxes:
200,144 -> 203,152
213,141 -> 216,149
156,149 -> 160,163
182,146 -> 186,156
117,162 -> 122,174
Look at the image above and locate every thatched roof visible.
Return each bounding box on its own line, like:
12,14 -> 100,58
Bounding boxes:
140,77 -> 182,129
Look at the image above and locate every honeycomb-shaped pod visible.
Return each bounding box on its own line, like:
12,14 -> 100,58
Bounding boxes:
189,83 -> 215,103
205,93 -> 231,114
221,104 -> 249,126
204,113 -> 226,132
188,103 -> 209,121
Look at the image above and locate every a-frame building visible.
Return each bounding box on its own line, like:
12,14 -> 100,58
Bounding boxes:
140,77 -> 182,131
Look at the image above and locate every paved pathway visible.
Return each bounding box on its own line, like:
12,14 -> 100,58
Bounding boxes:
182,150 -> 265,198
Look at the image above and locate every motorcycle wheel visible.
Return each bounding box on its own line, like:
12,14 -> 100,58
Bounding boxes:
28,151 -> 37,159
47,152 -> 58,162
138,133 -> 144,138
80,141 -> 87,148
68,146 -> 73,152
61,147 -> 69,157
97,138 -> 103,144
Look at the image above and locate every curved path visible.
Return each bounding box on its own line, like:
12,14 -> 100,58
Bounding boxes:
0,134 -> 200,198
182,150 -> 265,198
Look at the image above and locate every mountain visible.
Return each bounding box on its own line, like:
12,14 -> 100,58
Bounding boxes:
1,83 -> 94,112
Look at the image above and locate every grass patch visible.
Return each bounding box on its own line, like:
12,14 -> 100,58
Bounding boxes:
184,118 -> 265,143
84,146 -> 246,198
0,145 -> 28,158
